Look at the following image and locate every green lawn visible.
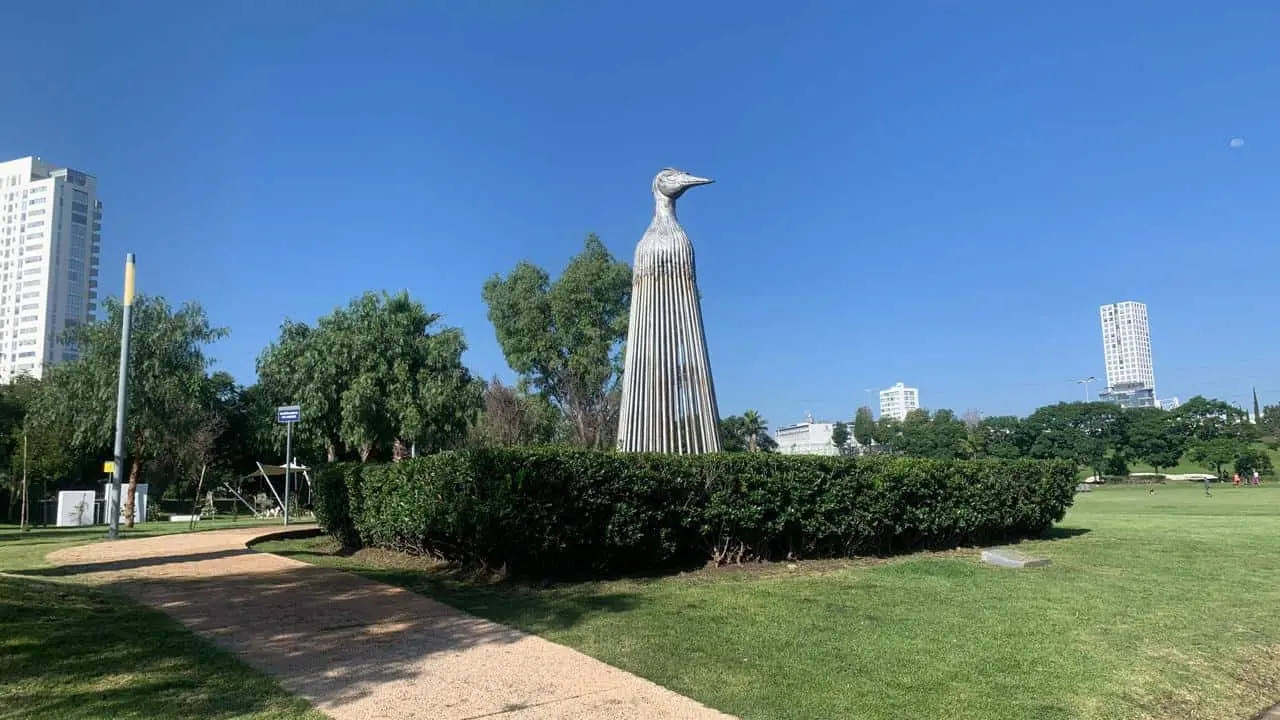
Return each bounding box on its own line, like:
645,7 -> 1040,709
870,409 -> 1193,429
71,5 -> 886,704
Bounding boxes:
0,520 -> 322,720
259,484 -> 1280,720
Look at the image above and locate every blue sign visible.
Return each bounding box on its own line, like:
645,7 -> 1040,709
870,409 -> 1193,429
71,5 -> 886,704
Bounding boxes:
276,405 -> 301,424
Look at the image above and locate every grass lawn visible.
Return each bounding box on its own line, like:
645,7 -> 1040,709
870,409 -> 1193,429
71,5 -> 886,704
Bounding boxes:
0,520 -> 322,720
259,483 -> 1280,720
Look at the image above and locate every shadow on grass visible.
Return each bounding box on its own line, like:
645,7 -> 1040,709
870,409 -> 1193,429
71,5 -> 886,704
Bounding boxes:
17,548 -> 255,576
0,576 -> 317,720
1037,526 -> 1092,541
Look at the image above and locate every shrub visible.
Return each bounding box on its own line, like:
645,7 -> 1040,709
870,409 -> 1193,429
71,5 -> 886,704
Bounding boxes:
312,449 -> 1077,578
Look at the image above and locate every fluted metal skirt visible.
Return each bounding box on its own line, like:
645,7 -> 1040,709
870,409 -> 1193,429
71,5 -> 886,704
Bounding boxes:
616,271 -> 722,454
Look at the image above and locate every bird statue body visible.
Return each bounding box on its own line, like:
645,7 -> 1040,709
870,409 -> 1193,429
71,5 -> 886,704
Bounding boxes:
616,168 -> 723,453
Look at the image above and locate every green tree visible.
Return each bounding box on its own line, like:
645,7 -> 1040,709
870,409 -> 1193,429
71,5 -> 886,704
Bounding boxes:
1259,403 -> 1280,440
853,406 -> 875,451
970,416 -> 1025,460
895,409 -> 970,460
1023,402 -> 1128,478
482,234 -> 631,449
1173,396 -> 1253,444
741,410 -> 767,452
870,416 -> 900,453
1125,407 -> 1186,474
30,296 -> 227,527
721,415 -> 777,453
1188,436 -> 1247,479
831,421 -> 851,455
1253,387 -> 1262,424
259,292 -> 481,462
1234,446 -> 1273,478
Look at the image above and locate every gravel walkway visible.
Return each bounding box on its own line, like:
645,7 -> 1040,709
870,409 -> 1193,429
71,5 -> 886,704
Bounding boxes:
46,527 -> 734,720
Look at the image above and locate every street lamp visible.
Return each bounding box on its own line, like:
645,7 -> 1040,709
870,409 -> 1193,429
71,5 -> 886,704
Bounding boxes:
1071,376 -> 1097,402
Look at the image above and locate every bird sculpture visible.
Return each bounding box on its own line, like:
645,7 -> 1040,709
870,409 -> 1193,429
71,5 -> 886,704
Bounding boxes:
616,168 -> 723,453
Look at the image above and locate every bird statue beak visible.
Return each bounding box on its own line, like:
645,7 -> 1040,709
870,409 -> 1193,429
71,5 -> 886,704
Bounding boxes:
678,173 -> 714,188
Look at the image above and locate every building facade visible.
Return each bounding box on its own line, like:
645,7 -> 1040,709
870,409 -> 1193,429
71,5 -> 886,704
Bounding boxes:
775,416 -> 848,456
0,156 -> 101,382
1098,301 -> 1157,409
879,382 -> 920,421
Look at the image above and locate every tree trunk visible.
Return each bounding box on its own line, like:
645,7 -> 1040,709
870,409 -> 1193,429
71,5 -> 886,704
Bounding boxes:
326,439 -> 338,462
124,455 -> 142,529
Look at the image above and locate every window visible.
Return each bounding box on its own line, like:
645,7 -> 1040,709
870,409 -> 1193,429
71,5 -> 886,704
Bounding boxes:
71,201 -> 88,214
26,220 -> 43,228
27,208 -> 44,217
71,213 -> 86,225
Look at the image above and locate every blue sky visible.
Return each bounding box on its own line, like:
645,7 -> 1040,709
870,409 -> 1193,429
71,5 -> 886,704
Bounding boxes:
3,1 -> 1278,427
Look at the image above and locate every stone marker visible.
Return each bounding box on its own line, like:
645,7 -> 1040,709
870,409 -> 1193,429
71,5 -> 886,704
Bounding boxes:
981,547 -> 1052,569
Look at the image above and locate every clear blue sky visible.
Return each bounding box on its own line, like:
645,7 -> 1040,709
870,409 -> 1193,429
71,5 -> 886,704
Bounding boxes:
3,1 -> 1278,427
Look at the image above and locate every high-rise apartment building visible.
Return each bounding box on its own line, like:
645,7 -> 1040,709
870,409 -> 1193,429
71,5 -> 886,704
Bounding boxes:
0,156 -> 101,382
1099,301 -> 1156,408
879,382 -> 920,421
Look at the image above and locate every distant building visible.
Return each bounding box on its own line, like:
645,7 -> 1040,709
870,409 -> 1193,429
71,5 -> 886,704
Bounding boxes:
0,156 -> 102,382
775,413 -> 853,456
1159,397 -> 1181,411
1098,301 -> 1157,409
879,382 -> 920,421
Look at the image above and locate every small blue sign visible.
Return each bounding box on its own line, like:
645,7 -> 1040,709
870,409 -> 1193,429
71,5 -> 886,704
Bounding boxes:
276,405 -> 301,424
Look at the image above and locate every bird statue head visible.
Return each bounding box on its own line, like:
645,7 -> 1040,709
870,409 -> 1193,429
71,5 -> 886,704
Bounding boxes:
652,167 -> 714,200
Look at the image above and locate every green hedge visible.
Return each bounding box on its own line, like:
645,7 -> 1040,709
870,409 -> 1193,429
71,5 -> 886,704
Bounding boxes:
312,448 -> 1077,578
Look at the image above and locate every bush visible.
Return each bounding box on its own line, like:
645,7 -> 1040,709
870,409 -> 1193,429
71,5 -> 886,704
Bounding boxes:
312,449 -> 1078,578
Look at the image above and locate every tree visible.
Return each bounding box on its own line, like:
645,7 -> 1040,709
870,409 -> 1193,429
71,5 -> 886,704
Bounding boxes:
1125,407 -> 1186,474
853,406 -> 875,452
831,422 -> 851,455
1188,437 -> 1247,479
1173,396 -> 1253,444
721,415 -> 777,453
970,416 -> 1025,460
894,409 -> 970,460
1254,387 -> 1262,425
1234,446 -> 1273,478
1259,403 -> 1280,440
258,292 -> 481,462
482,234 -> 631,449
470,377 -> 562,447
31,295 -> 227,527
1023,402 -> 1128,478
741,410 -> 767,452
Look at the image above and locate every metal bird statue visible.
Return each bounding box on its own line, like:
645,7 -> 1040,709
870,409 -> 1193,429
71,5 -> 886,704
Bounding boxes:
616,168 -> 723,453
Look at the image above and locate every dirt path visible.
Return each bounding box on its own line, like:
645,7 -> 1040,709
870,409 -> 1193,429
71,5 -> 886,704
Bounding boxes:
46,527 -> 735,720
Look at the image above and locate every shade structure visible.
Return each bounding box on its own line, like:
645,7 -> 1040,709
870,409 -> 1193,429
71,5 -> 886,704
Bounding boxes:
616,168 -> 722,454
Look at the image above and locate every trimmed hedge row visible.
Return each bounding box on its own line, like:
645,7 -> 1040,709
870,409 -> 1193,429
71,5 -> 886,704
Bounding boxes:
313,448 -> 1077,578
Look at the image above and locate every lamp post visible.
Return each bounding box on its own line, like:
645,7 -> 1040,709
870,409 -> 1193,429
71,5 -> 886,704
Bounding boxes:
107,254 -> 136,540
1072,376 -> 1097,402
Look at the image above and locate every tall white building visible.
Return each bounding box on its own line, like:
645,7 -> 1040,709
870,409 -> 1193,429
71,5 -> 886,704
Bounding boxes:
0,156 -> 101,382
1099,301 -> 1156,408
879,382 -> 920,421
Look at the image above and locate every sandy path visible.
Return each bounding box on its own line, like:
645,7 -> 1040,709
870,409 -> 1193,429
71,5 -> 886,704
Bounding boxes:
46,527 -> 735,720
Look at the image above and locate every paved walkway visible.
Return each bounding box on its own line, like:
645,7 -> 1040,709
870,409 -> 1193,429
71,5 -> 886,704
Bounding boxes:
46,527 -> 735,720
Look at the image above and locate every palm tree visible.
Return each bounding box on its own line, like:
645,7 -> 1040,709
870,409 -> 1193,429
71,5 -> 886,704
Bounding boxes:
742,410 -> 766,453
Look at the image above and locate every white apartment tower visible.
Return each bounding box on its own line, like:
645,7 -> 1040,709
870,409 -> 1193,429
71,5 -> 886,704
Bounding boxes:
879,382 -> 920,421
1099,301 -> 1157,408
0,156 -> 101,382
